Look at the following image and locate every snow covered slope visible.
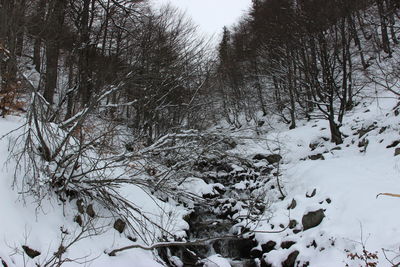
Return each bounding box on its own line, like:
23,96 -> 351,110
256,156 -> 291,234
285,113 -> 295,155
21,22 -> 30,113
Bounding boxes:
229,90 -> 400,266
0,117 -> 187,266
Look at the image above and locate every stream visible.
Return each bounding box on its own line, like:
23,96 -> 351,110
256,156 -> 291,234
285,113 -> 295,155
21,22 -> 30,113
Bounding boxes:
158,153 -> 278,266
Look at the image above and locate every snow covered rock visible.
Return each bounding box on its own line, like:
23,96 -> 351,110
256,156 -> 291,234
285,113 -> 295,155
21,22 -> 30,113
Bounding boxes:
282,250 -> 299,267
253,154 -> 282,164
302,209 -> 325,231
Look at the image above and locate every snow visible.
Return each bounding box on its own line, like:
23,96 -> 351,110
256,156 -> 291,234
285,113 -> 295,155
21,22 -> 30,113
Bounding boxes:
179,177 -> 224,197
2,74 -> 400,266
0,117 -> 185,266
228,90 -> 400,266
202,254 -> 231,267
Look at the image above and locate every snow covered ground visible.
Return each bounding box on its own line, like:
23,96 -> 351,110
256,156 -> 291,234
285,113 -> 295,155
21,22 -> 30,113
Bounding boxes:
1,91 -> 400,266
228,90 -> 400,266
0,116 -> 185,266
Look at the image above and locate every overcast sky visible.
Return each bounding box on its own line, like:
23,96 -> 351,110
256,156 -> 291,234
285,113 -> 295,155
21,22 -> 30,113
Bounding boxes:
150,0 -> 252,38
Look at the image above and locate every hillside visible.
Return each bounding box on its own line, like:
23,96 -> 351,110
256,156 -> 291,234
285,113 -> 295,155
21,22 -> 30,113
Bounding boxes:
0,86 -> 398,267
1,0 -> 400,266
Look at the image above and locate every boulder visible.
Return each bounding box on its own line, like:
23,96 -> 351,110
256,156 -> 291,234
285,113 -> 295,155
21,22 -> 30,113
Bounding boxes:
282,250 -> 299,267
302,209 -> 325,231
308,154 -> 325,160
261,241 -> 276,253
261,256 -> 273,267
266,154 -> 282,164
281,241 -> 296,249
250,248 -> 263,258
395,148 -> 400,156
228,238 -> 258,259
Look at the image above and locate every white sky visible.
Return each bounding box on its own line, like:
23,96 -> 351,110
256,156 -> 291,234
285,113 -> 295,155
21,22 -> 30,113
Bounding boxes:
150,0 -> 252,37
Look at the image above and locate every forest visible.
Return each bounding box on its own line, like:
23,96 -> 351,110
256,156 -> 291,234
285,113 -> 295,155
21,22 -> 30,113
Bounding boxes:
0,0 -> 400,266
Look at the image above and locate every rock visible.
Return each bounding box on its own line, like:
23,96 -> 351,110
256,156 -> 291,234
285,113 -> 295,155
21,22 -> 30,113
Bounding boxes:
261,241 -> 276,253
281,241 -> 296,249
215,238 -> 257,259
326,198 -> 331,204
308,154 -> 324,160
181,248 -> 200,266
282,250 -> 299,267
127,236 -> 137,242
216,162 -> 234,173
74,215 -> 83,226
386,140 -> 400,148
358,125 -> 377,138
306,188 -> 316,198
287,199 -> 297,210
86,204 -> 95,218
76,199 -> 84,214
169,256 -> 184,267
22,245 -> 41,259
302,209 -> 325,231
288,220 -> 298,229
379,127 -> 387,134
310,240 -> 317,248
266,154 -> 282,164
203,193 -> 218,199
261,256 -> 273,267
250,248 -> 263,258
309,142 -> 320,151
114,219 -> 126,233
331,146 -> 341,151
229,238 -> 258,259
358,138 -> 369,150
260,167 -> 273,175
395,148 -> 400,156
1,257 -> 8,267
253,154 -> 269,161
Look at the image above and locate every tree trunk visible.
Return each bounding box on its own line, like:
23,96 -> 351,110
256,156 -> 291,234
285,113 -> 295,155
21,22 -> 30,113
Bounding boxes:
43,0 -> 66,104
79,0 -> 92,105
377,0 -> 392,56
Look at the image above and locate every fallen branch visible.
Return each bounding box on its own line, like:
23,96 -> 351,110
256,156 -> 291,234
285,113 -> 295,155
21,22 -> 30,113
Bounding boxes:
108,226 -> 289,256
376,193 -> 400,199
108,235 -> 239,256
